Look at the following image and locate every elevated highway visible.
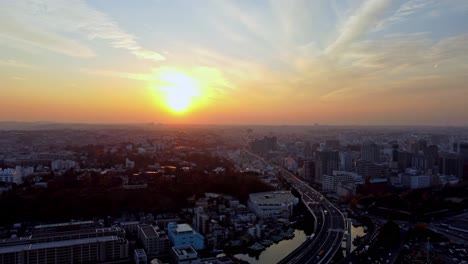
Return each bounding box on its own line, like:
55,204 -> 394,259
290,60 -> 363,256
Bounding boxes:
243,150 -> 346,264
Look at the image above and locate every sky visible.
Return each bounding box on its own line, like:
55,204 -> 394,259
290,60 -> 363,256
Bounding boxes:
1,0 -> 468,126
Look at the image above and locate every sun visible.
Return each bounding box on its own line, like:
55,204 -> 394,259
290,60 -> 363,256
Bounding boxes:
157,70 -> 201,113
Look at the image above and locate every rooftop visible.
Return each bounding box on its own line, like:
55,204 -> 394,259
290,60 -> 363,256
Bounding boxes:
249,191 -> 296,205
172,245 -> 197,258
0,236 -> 121,254
134,248 -> 147,257
140,225 -> 158,238
34,220 -> 95,230
176,224 -> 194,233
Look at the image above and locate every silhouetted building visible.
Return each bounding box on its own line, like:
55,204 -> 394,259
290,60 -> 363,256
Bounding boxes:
361,142 -> 380,163
325,139 -> 340,150
391,144 -> 399,162
315,150 -> 339,184
425,145 -> 439,170
356,160 -> 386,179
339,152 -> 353,172
397,151 -> 413,172
411,139 -> 427,154
250,136 -> 277,155
302,160 -> 315,183
439,152 -> 464,179
303,141 -> 313,158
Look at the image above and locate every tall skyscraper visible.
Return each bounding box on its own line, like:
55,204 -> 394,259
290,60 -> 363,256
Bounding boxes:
325,139 -> 340,150
303,160 -> 315,183
397,151 -> 414,172
339,152 -> 353,172
360,142 -> 380,163
425,145 -> 439,170
250,136 -> 277,155
411,139 -> 427,154
303,141 -> 313,158
315,150 -> 339,184
439,152 -> 463,179
459,142 -> 468,160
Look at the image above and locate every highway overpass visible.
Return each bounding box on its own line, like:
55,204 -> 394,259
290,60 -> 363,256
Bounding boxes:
243,150 -> 346,264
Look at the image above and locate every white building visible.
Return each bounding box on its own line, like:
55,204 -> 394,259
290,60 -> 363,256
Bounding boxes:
0,166 -> 34,184
0,170 -> 21,184
247,191 -> 298,218
401,173 -> 431,189
322,171 -> 361,193
51,160 -> 77,171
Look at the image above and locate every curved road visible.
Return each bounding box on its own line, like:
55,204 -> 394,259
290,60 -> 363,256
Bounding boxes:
243,150 -> 346,264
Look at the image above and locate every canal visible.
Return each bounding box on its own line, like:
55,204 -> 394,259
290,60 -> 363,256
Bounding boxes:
233,221 -> 367,263
234,229 -> 308,264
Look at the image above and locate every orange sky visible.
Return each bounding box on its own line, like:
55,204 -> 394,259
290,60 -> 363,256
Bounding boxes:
1,0 -> 468,126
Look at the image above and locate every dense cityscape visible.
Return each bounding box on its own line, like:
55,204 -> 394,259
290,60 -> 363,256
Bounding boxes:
0,123 -> 467,263
2,0 -> 468,263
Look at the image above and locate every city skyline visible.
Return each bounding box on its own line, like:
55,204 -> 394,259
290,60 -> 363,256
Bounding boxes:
1,0 -> 468,126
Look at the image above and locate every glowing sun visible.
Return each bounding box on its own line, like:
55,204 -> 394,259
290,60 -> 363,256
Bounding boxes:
158,70 -> 201,113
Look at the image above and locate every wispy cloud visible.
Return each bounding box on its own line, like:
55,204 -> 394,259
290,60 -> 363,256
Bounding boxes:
375,0 -> 434,31
0,0 -> 165,61
0,59 -> 42,70
325,0 -> 391,56
0,12 -> 95,58
80,68 -> 154,81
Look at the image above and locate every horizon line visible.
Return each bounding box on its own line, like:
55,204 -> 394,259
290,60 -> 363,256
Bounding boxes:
1,120 -> 467,128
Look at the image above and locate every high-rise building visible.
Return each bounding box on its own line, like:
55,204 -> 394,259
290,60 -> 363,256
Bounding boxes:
397,151 -> 413,172
360,142 -> 380,163
391,144 -> 399,162
411,139 -> 427,154
322,171 -> 359,193
339,152 -> 353,172
453,142 -> 468,179
425,145 -> 439,170
193,207 -> 210,235
302,160 -> 315,183
250,136 -> 277,155
315,150 -> 339,184
439,152 -> 464,179
356,160 -> 386,179
325,139 -> 340,150
303,141 -> 313,158
459,142 -> 468,160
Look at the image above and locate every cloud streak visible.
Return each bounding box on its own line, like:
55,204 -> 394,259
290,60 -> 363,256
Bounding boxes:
375,0 -> 434,31
0,0 -> 165,61
326,0 -> 391,56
